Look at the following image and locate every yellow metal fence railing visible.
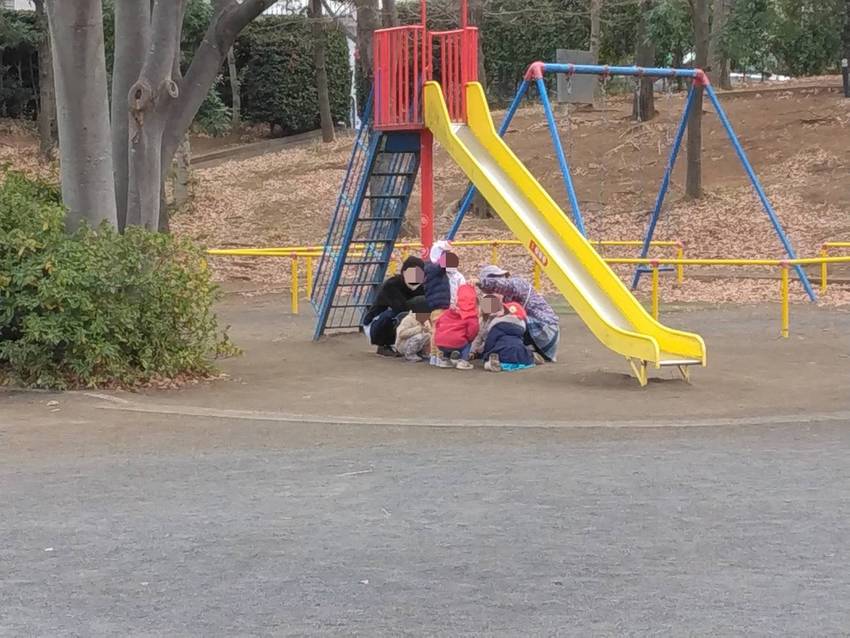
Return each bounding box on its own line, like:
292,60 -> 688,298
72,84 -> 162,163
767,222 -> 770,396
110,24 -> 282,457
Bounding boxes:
820,242 -> 850,293
207,242 -> 850,337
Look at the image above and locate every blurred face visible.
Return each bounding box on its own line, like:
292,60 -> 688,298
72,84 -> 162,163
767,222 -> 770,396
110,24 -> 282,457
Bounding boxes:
403,266 -> 424,290
480,294 -> 502,315
443,252 -> 459,270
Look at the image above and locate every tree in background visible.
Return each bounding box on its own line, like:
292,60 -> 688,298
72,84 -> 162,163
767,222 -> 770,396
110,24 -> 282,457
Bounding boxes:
633,0 -> 656,121
590,0 -> 603,63
647,0 -> 692,88
709,0 -> 736,88
355,0 -> 380,107
382,0 -> 399,26
686,0 -> 709,199
44,0 -> 276,231
31,0 -> 55,160
311,0 -> 335,142
721,0 -> 775,78
771,0 -> 844,76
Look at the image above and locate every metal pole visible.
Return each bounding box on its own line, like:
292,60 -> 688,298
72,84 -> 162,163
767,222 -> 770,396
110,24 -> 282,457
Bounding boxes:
543,63 -> 698,79
651,261 -> 660,320
536,76 -> 587,236
780,262 -> 790,338
291,256 -> 299,315
820,246 -> 829,293
843,58 -> 849,98
420,129 -> 434,253
704,84 -> 817,302
631,84 -> 697,290
447,79 -> 530,240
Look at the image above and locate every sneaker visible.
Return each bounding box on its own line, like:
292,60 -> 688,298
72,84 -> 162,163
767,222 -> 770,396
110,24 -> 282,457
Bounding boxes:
486,353 -> 501,372
436,355 -> 453,368
449,350 -> 461,363
455,359 -> 473,370
429,355 -> 438,366
404,354 -> 423,362
532,352 -> 545,365
376,345 -> 397,357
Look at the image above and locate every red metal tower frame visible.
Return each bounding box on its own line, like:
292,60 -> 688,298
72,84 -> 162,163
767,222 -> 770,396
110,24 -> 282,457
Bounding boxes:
372,0 -> 478,251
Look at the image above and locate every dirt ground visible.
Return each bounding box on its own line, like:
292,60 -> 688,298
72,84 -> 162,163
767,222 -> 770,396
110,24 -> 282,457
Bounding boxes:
2,79 -> 849,307
41,291 -> 845,427
174,79 -> 850,306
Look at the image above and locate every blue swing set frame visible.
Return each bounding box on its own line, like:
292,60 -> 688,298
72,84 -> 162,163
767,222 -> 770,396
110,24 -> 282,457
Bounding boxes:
446,62 -> 816,301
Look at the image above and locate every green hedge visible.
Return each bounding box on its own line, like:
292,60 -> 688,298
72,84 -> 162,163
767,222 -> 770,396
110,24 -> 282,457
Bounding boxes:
235,16 -> 351,134
0,172 -> 232,389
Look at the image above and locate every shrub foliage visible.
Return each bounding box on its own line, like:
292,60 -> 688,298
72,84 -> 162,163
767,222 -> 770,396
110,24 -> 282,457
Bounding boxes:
0,172 -> 228,388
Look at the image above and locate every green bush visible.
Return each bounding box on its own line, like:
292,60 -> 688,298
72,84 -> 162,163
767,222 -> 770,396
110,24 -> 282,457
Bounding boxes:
195,85 -> 233,137
236,16 -> 351,135
0,171 -> 230,389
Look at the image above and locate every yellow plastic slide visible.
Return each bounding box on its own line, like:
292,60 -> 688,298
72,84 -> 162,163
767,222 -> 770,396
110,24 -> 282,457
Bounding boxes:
423,81 -> 706,384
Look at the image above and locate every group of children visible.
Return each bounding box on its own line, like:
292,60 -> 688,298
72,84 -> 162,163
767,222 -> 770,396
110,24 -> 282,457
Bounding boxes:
363,241 -> 561,372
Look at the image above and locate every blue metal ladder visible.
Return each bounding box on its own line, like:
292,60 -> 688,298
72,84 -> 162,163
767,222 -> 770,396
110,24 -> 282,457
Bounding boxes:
311,104 -> 421,340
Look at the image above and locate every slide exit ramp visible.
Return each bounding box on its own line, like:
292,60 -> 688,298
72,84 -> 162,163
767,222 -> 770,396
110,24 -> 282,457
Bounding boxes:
423,81 -> 706,385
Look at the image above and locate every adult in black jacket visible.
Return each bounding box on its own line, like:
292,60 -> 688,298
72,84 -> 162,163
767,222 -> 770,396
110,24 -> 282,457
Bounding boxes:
363,255 -> 426,355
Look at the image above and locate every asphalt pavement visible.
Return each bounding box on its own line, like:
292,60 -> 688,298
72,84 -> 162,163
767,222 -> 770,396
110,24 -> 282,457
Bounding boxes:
2,412 -> 849,636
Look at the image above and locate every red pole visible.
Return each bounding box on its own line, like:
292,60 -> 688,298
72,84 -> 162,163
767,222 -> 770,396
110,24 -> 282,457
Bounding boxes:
420,129 -> 434,252
420,0 -> 426,27
460,0 -> 468,27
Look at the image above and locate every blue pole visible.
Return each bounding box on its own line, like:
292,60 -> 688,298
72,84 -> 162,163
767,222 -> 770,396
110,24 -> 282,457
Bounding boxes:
447,79 -> 531,240
543,63 -> 699,80
631,84 -> 697,290
536,76 -> 587,236
704,84 -> 817,301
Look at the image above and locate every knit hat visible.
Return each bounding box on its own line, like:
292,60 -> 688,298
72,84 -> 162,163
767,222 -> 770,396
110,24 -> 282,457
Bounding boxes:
504,301 -> 527,321
479,264 -> 509,280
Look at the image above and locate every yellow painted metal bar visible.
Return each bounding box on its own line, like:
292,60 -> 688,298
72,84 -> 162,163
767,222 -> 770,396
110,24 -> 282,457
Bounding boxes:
651,262 -> 660,320
533,261 -> 541,290
290,256 -> 299,315
676,244 -> 685,285
424,81 -> 706,367
305,256 -> 313,299
780,263 -> 790,338
820,246 -> 828,293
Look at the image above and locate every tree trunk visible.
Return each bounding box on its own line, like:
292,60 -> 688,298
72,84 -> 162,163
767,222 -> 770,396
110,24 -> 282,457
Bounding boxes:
355,0 -> 379,99
227,47 -> 240,131
311,0 -> 335,142
686,0 -> 710,199
381,0 -> 398,27
172,132 -> 192,209
33,0 -> 56,161
589,0 -> 603,63
469,0 -> 487,89
45,0 -> 117,230
126,1 -> 187,230
843,0 -> 850,69
112,0 -> 151,231
708,0 -> 735,90
632,0 -> 656,122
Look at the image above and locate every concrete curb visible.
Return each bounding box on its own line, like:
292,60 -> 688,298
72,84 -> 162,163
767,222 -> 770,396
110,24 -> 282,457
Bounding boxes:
84,393 -> 850,431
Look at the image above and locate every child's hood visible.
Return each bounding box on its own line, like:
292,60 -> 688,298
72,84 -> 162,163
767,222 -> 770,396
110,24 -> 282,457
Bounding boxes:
455,284 -> 478,318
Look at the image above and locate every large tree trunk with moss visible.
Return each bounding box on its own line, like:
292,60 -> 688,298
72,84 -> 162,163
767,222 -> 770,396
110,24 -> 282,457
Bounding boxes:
33,0 -> 56,161
111,0 -> 151,230
381,0 -> 398,27
686,0 -> 710,199
632,0 -> 656,122
311,0 -> 335,143
45,0 -> 117,229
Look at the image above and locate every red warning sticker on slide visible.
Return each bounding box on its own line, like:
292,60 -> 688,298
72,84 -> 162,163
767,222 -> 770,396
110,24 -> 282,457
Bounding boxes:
529,239 -> 549,267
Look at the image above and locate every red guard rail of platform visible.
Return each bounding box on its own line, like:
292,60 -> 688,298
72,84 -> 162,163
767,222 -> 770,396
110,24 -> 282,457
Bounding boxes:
374,25 -> 478,129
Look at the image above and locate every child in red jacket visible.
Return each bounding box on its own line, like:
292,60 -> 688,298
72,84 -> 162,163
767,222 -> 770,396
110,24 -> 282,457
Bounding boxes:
434,283 -> 479,370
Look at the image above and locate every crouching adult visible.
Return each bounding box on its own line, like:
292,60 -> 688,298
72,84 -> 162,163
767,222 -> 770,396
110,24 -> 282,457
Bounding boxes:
362,256 -> 427,356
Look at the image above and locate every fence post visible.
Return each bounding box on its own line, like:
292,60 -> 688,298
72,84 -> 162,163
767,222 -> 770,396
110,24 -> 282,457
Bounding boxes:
305,255 -> 314,299
291,255 -> 299,315
650,260 -> 660,320
533,261 -> 541,290
820,246 -> 828,294
676,242 -> 685,285
490,241 -> 498,264
780,261 -> 789,338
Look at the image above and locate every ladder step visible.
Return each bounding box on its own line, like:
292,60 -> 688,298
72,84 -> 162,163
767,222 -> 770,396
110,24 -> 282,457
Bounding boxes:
364,194 -> 406,200
344,259 -> 388,266
350,239 -> 394,244
330,303 -> 372,309
336,281 -> 383,288
370,171 -> 416,177
358,216 -> 404,222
